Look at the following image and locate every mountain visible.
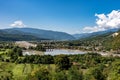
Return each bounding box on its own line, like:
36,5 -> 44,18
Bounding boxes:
90,30 -> 120,51
0,30 -> 45,41
73,33 -> 90,39
73,28 -> 119,39
0,28 -> 75,41
103,30 -> 120,50
75,28 -> 120,51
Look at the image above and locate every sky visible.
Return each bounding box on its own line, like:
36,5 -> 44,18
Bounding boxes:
0,0 -> 120,34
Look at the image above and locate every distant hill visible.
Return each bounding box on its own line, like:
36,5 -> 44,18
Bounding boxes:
0,30 -> 45,41
0,28 -> 75,41
76,28 -> 120,51
104,30 -> 120,50
73,28 -> 119,39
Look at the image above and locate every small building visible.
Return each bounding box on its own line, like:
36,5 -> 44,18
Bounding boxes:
112,32 -> 119,37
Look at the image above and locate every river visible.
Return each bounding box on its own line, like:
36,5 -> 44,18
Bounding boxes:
45,49 -> 86,55
23,49 -> 120,57
23,49 -> 87,56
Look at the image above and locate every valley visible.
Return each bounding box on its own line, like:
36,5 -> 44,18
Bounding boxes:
0,33 -> 120,80
1,0 -> 120,80
16,40 -> 120,57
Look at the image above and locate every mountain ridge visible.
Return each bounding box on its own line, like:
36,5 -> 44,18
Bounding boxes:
0,27 -> 75,41
73,28 -> 119,39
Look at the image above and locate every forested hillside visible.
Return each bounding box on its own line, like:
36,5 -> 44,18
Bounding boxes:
3,28 -> 75,40
104,31 -> 120,50
0,30 -> 45,41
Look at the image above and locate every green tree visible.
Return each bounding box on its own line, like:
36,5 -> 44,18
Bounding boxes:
54,55 -> 71,70
86,66 -> 105,80
53,71 -> 67,80
108,61 -> 120,80
16,48 -> 22,56
33,68 -> 50,80
67,66 -> 83,80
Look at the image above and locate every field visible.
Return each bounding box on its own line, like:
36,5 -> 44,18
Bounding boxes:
0,42 -> 120,80
0,49 -> 10,54
0,62 -> 56,80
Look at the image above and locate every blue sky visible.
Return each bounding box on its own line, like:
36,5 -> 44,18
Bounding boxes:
0,0 -> 120,34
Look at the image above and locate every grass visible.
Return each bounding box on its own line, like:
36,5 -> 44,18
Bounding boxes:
0,62 -> 56,80
23,64 -> 32,74
0,49 -> 10,54
12,64 -> 25,76
0,62 -> 15,79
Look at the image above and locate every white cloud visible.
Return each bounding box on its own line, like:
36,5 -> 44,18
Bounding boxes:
10,20 -> 26,28
83,10 -> 120,33
83,26 -> 105,33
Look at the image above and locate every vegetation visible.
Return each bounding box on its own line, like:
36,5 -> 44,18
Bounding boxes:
0,28 -> 75,41
54,55 -> 71,70
29,44 -> 46,52
0,40 -> 120,80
